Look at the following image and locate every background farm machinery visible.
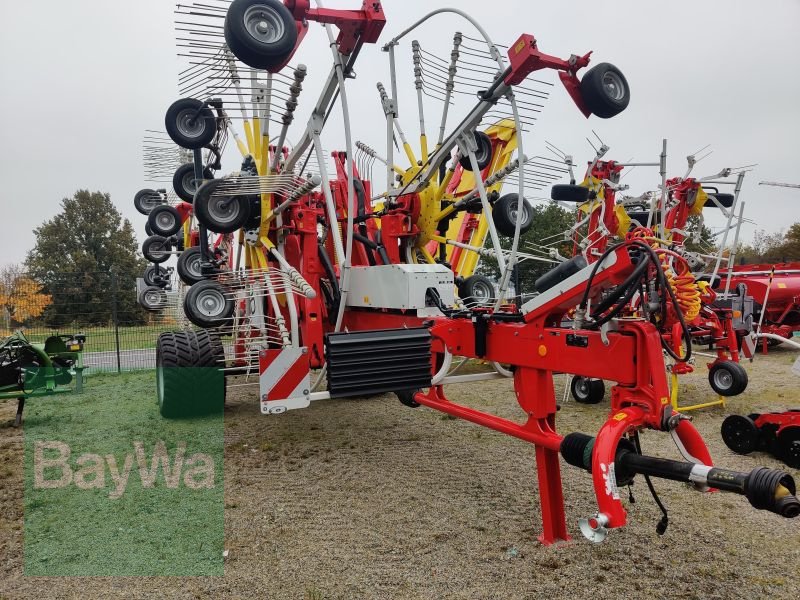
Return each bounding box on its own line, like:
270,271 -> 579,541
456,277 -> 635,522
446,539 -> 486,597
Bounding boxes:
542,141 -> 758,409
142,0 -> 799,543
0,331 -> 85,426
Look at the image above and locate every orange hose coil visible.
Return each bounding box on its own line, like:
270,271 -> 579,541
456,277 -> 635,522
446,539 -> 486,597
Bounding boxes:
659,252 -> 701,321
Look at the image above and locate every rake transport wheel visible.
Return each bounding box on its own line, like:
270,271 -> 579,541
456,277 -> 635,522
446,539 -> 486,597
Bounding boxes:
224,0 -> 298,71
458,274 -> 495,308
551,183 -> 590,203
142,235 -> 172,263
148,204 -> 183,237
134,188 -> 164,215
721,415 -> 759,455
145,222 -> 154,236
579,62 -> 630,118
183,280 -> 235,328
139,286 -> 168,311
570,376 -> 606,404
492,193 -> 534,236
165,98 -> 216,150
708,360 -> 748,397
173,162 -> 214,202
458,130 -> 493,172
194,179 -> 252,233
143,264 -> 167,288
177,247 -> 204,285
778,427 -> 800,470
156,330 -> 225,418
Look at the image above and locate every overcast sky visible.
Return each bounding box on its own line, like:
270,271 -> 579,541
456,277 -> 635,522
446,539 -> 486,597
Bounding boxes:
1,0 -> 799,268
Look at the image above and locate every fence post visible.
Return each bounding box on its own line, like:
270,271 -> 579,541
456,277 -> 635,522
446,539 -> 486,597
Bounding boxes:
111,272 -> 122,374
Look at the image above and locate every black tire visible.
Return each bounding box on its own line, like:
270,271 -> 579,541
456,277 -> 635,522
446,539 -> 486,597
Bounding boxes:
747,413 -> 762,422
173,162 -> 214,202
224,0 -> 298,71
194,179 -> 252,233
183,280 -> 235,328
551,184 -> 590,203
143,264 -> 168,288
177,247 -> 205,285
708,361 -> 748,396
134,189 -> 164,215
570,377 -> 605,404
492,193 -> 534,236
148,204 -> 183,237
458,131 -> 493,172
156,330 -> 225,418
707,193 -> 735,209
458,274 -> 495,308
579,62 -> 630,119
142,235 -> 172,263
138,286 -> 168,311
721,414 -> 759,454
165,98 -> 216,149
778,427 -> 800,469
396,389 -> 421,408
145,222 -> 154,237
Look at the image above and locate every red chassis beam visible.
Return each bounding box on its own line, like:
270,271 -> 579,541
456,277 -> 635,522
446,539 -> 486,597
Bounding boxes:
411,246 -> 716,544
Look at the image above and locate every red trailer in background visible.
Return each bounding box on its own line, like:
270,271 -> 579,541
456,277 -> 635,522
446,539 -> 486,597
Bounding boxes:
718,263 -> 800,351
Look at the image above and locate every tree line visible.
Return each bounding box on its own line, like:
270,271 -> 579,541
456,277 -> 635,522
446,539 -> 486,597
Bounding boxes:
1,190 -> 146,329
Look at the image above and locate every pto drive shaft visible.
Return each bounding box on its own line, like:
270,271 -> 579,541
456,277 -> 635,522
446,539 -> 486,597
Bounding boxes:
561,432 -> 800,518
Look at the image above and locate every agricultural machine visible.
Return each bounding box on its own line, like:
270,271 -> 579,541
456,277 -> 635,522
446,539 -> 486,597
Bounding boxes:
147,0 -> 799,543
716,262 -> 800,352
722,410 -> 800,469
544,141 -> 755,408
135,132 -> 237,311
0,331 -> 85,426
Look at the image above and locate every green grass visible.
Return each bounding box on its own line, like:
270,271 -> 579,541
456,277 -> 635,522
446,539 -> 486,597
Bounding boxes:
23,371 -> 224,576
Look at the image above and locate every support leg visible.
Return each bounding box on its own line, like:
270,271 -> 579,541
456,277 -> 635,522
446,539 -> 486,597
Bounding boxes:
14,397 -> 24,427
515,368 -> 570,544
534,438 -> 570,544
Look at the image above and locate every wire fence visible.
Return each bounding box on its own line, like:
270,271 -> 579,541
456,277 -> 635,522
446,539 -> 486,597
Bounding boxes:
0,270 -> 187,373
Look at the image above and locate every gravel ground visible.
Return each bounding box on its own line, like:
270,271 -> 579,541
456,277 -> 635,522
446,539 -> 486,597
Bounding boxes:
1,346 -> 799,599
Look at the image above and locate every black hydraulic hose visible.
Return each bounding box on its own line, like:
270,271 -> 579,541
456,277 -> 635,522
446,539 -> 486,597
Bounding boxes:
317,243 -> 340,302
578,242 -> 625,311
629,240 -> 693,362
590,255 -> 650,322
633,431 -> 669,535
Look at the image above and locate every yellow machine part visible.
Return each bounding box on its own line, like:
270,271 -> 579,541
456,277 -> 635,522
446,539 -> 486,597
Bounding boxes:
688,185 -> 709,216
421,119 -> 518,277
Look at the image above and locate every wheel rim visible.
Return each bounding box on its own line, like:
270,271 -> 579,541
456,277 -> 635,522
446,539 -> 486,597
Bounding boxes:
182,170 -> 199,195
243,4 -> 286,45
148,242 -> 167,259
145,290 -> 164,307
196,287 -> 227,318
176,108 -> 207,139
472,281 -> 492,302
155,211 -> 176,231
713,369 -> 733,391
141,192 -> 161,211
602,71 -> 626,101
721,416 -> 756,453
575,378 -> 589,399
188,252 -> 202,278
509,200 -> 529,223
780,429 -> 800,465
208,196 -> 241,225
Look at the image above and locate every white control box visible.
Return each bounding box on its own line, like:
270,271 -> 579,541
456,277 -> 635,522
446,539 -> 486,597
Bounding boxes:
345,264 -> 455,310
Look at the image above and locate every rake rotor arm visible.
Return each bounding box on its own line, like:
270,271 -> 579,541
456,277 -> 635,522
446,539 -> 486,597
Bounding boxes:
505,34 -> 593,117
286,0 -> 386,55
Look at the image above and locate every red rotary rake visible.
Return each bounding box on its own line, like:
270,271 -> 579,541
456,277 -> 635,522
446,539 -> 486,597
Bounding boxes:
149,0 -> 799,544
